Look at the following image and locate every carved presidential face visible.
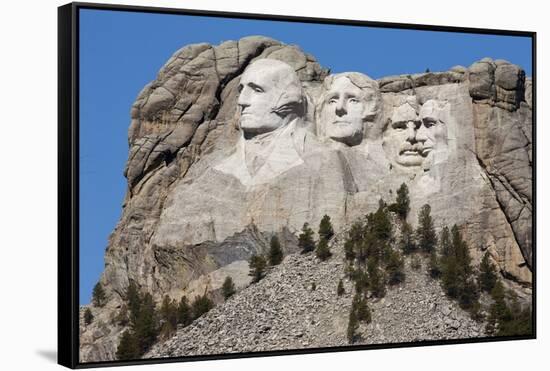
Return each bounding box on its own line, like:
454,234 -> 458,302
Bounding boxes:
237,59 -> 303,138
320,76 -> 366,146
383,99 -> 447,169
418,100 -> 448,164
318,73 -> 380,146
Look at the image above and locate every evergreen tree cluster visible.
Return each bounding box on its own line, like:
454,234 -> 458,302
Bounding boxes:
436,225 -> 480,315
394,198 -> 532,331
486,281 -> 532,336
343,199 -> 406,343
297,214 -> 335,261
479,252 -> 532,336
248,234 -> 288,285
344,200 -> 405,300
396,203 -> 437,256
115,282 -> 214,360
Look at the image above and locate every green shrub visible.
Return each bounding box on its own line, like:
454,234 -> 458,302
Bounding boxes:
222,276 -> 236,300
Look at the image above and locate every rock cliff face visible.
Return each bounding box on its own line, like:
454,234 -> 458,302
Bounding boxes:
79,36 -> 532,362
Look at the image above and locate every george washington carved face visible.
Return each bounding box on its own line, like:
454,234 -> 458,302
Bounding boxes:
237,59 -> 304,139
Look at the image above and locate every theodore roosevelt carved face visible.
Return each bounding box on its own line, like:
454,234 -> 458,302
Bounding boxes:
383,98 -> 448,169
237,59 -> 304,139
318,73 -> 380,146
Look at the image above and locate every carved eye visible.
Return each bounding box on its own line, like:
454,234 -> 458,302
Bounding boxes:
328,98 -> 338,105
392,122 -> 407,130
348,98 -> 360,104
423,119 -> 436,128
237,84 -> 243,93
248,83 -> 264,93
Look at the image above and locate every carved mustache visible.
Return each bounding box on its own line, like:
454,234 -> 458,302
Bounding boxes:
399,143 -> 433,156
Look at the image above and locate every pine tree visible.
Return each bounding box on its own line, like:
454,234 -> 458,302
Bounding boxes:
115,304 -> 129,326
416,204 -> 437,253
177,296 -> 192,327
451,225 -> 472,277
347,308 -> 359,344
411,254 -> 422,271
486,280 -> 508,335
116,330 -> 140,361
399,221 -> 416,254
298,223 -> 316,254
370,200 -> 392,242
159,295 -> 178,331
316,237 -> 332,261
133,293 -> 159,354
191,294 -> 214,320
84,308 -> 94,325
222,276 -> 236,300
344,239 -> 356,262
357,234 -> 373,266
439,226 -> 452,258
268,235 -> 283,266
498,290 -> 532,336
441,225 -> 480,313
367,258 -> 386,298
353,293 -> 372,323
353,269 -> 369,295
92,281 -> 106,307
126,281 -> 141,327
479,251 -> 498,293
348,221 -> 364,245
248,254 -> 267,283
337,279 -> 345,296
386,249 -> 405,285
394,183 -> 410,220
428,248 -> 441,278
318,214 -> 335,241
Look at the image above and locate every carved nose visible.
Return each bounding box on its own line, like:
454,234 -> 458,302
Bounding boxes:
237,88 -> 251,107
335,100 -> 347,117
406,122 -> 417,142
416,124 -> 428,142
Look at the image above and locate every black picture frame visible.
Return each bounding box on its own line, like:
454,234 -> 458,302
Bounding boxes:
58,2 -> 536,369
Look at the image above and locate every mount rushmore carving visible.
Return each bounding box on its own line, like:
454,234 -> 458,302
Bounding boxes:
81,36 -> 532,361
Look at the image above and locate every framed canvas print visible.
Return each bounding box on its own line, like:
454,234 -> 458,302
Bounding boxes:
58,2 -> 536,368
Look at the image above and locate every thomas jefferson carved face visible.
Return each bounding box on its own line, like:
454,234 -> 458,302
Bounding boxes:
237,59 -> 304,138
318,73 -> 380,146
383,98 -> 447,169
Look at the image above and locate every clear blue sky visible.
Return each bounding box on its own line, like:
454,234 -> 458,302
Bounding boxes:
79,8 -> 532,304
